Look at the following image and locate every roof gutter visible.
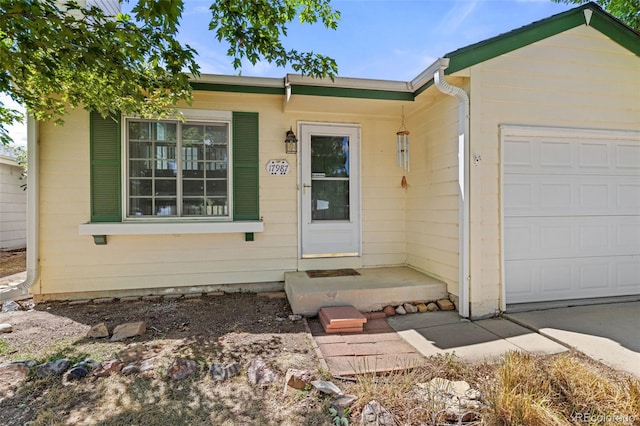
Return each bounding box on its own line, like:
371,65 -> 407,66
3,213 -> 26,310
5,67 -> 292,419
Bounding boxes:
433,58 -> 471,319
0,116 -> 38,302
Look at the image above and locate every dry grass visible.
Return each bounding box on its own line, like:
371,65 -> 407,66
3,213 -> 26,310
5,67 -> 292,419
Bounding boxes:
486,351 -> 640,426
347,354 -> 490,425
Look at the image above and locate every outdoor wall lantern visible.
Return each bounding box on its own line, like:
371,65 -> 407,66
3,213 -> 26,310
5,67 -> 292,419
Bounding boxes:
285,127 -> 298,154
396,106 -> 410,187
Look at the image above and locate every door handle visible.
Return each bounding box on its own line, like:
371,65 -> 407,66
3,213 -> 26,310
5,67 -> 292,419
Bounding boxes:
302,183 -> 311,195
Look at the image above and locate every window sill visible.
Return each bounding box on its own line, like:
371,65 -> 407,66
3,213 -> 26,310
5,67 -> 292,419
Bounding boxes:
79,221 -> 264,236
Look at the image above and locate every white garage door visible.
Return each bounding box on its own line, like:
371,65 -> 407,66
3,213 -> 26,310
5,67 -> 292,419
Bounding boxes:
502,126 -> 640,304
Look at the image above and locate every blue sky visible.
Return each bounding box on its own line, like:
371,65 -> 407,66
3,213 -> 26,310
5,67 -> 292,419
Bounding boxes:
173,0 -> 574,80
5,0 -> 576,146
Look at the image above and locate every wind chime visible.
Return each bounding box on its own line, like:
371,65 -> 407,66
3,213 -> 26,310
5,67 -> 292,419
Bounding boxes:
396,106 -> 410,188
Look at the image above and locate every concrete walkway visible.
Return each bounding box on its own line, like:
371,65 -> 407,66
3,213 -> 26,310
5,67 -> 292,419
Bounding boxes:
308,311 -> 567,376
309,302 -> 639,378
506,301 -> 640,378
389,311 -> 567,362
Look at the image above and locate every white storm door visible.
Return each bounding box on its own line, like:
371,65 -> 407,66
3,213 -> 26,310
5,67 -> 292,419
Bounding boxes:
300,124 -> 360,258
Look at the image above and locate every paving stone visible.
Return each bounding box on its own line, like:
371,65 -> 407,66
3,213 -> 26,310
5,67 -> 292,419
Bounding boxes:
257,291 -> 286,299
142,295 -> 162,301
68,299 -> 91,305
183,293 -> 202,299
119,296 -> 141,302
163,294 -> 183,300
364,311 -> 387,320
92,298 -> 116,304
313,334 -> 346,344
317,342 -> 355,357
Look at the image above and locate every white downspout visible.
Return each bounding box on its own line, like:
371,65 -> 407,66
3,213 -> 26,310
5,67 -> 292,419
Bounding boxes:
0,116 -> 38,302
434,59 -> 471,318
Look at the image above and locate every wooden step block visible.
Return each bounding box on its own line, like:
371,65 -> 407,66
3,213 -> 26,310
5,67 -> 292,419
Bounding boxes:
319,314 -> 364,333
318,306 -> 367,333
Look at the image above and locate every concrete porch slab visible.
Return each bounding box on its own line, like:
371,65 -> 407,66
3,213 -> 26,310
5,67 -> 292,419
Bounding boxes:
285,266 -> 447,316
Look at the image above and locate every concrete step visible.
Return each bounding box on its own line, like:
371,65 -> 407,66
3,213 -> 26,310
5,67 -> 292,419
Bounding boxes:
285,266 -> 448,316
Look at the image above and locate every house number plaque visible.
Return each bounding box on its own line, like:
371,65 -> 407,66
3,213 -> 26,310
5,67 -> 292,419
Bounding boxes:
266,159 -> 290,175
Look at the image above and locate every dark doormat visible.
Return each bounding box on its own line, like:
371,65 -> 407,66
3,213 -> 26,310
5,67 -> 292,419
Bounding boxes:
306,269 -> 361,278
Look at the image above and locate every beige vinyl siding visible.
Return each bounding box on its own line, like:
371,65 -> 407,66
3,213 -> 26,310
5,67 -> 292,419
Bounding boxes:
467,25 -> 640,316
0,156 -> 26,250
405,89 -> 461,295
36,92 -> 408,299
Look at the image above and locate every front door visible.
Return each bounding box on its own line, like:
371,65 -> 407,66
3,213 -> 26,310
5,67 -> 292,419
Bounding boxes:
300,123 -> 360,258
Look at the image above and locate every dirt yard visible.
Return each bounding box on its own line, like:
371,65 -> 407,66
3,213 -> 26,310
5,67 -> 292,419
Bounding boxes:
0,293 -> 330,425
0,249 -> 26,279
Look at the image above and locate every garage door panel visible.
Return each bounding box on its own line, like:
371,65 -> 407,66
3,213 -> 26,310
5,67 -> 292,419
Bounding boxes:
616,144 -> 640,169
504,136 -> 639,176
506,256 -> 640,303
503,128 -> 640,304
504,175 -> 639,216
505,216 -> 639,260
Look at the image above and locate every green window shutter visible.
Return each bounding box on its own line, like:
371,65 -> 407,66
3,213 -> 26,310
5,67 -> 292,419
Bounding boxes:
90,111 -> 121,222
232,112 -> 260,221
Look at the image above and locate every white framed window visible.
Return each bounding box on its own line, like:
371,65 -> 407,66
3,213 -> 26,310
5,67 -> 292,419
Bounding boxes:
124,110 -> 232,219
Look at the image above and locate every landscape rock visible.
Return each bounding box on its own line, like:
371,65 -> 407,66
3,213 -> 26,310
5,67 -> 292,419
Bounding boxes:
121,363 -> 140,375
285,368 -> 316,390
93,359 -> 124,377
311,379 -> 342,396
416,303 -> 428,313
288,314 -> 302,321
436,299 -> 455,311
247,358 -> 277,387
0,361 -> 34,384
415,378 -> 482,422
66,365 -> 89,380
394,305 -> 406,315
111,321 -> 146,341
35,358 -> 71,378
87,322 -> 110,338
0,323 -> 13,333
167,358 -> 199,381
426,302 -> 439,312
210,363 -> 241,381
2,301 -> 20,312
403,303 -> 418,314
382,305 -> 395,316
139,358 -> 156,373
330,394 -> 356,412
78,358 -> 101,371
360,400 -> 396,425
